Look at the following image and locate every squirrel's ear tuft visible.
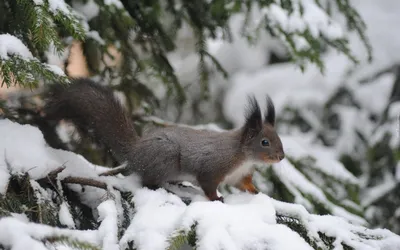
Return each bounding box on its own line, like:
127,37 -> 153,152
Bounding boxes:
242,95 -> 262,140
264,95 -> 275,127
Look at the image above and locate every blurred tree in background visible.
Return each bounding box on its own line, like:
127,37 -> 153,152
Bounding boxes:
0,0 -> 370,103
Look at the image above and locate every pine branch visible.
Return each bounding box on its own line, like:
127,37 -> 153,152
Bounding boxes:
0,55 -> 69,88
335,0 -> 373,61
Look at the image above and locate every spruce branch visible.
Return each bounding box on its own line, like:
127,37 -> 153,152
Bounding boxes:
0,55 -> 69,88
335,0 -> 373,61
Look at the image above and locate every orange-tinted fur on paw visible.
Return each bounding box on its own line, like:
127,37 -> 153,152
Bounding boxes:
236,174 -> 259,194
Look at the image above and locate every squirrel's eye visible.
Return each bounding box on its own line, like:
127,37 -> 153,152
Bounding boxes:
261,139 -> 270,147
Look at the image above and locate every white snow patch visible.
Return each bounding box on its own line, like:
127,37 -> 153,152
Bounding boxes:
371,101 -> 400,147
59,202 -> 75,229
260,1 -> 344,45
0,217 -> 98,250
44,0 -> 70,15
34,0 -> 71,15
72,0 -> 99,21
97,200 -> 119,250
45,43 -> 69,69
0,34 -> 33,60
104,0 -> 123,9
281,135 -> 358,184
179,194 -> 312,250
0,119 -> 140,197
120,188 -> 187,250
46,63 -> 66,76
362,174 -> 398,207
353,73 -> 394,114
10,213 -> 30,223
397,162 -> 400,181
86,30 -> 106,45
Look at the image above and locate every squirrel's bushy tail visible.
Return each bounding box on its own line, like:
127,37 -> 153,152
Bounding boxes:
44,78 -> 138,162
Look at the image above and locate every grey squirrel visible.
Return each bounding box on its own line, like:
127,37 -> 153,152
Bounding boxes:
44,78 -> 285,202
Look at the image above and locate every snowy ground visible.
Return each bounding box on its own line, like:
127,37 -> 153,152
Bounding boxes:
0,119 -> 399,250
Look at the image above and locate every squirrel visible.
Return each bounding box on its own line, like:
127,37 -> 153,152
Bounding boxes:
44,78 -> 285,202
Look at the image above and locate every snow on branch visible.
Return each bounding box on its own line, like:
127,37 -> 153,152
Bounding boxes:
33,0 -> 85,41
0,34 -> 34,60
0,119 -> 399,250
0,34 -> 68,87
252,0 -> 368,71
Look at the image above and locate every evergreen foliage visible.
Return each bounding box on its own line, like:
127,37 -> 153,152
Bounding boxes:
0,0 -> 371,101
271,67 -> 400,235
1,0 -> 399,250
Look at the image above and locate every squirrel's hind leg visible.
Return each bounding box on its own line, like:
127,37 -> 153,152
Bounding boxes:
197,176 -> 224,202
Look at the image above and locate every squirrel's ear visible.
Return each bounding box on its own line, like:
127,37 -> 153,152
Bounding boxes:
264,95 -> 275,127
242,95 -> 262,140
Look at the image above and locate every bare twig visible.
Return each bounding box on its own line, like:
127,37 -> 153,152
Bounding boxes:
98,163 -> 128,176
46,166 -> 66,179
38,166 -> 120,191
61,176 -> 109,190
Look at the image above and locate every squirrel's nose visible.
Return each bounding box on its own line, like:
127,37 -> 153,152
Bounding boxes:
278,153 -> 285,161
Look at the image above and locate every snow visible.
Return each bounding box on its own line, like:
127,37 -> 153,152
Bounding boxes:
104,0 -> 123,9
0,34 -> 65,77
273,158 -> 365,225
71,0 -> 99,21
97,200 -> 119,250
361,173 -> 398,207
281,135 -> 358,184
179,194 -> 312,250
0,120 -> 60,186
86,30 -> 106,45
46,63 -> 66,76
0,119 -> 140,196
34,0 -> 70,15
45,43 -> 69,69
0,166 -> 9,195
258,1 -> 344,51
223,0 -> 400,129
371,101 -> 400,147
10,213 -> 30,223
397,162 -> 400,181
334,106 -> 369,152
352,73 -> 394,114
0,34 -> 33,60
59,202 -> 75,229
0,119 -> 399,249
308,214 -> 399,250
120,189 -> 399,250
0,217 -> 99,250
48,0 -> 70,15
120,188 -> 187,250
268,2 -> 344,39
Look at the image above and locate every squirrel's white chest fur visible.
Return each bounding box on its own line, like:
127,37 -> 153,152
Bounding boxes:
221,160 -> 258,185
